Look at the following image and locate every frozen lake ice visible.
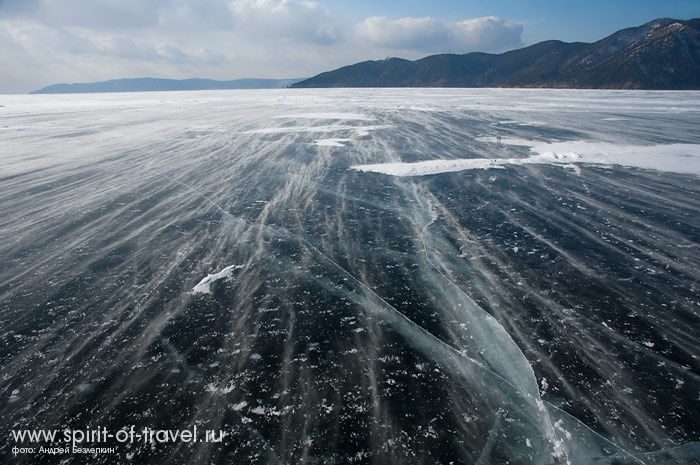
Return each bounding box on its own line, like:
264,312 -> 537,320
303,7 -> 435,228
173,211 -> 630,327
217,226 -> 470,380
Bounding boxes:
1,89 -> 700,464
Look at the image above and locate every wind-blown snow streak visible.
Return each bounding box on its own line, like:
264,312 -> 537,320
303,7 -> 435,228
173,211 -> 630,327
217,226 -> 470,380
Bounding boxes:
1,89 -> 699,465
275,112 -> 375,121
242,124 -> 391,135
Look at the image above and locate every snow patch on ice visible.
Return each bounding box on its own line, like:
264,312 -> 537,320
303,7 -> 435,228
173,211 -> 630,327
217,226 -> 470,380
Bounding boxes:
522,140 -> 700,175
192,265 -> 242,294
352,152 -> 583,176
314,138 -> 352,147
352,141 -> 700,176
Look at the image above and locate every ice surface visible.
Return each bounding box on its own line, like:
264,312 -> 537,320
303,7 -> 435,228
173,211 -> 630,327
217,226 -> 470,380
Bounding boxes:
1,89 -> 699,465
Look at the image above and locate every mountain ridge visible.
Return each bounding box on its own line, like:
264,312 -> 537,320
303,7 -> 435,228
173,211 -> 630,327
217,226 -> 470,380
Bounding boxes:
31,77 -> 306,94
292,18 -> 700,89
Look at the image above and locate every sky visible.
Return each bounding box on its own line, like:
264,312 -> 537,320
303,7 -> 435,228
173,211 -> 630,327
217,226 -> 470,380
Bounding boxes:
0,0 -> 698,93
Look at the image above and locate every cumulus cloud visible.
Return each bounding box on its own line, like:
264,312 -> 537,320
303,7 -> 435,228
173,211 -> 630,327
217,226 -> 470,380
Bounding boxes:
228,0 -> 339,44
355,17 -> 448,51
355,16 -> 523,53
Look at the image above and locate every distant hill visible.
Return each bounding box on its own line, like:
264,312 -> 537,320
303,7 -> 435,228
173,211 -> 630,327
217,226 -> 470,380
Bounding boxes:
31,77 -> 306,94
292,18 -> 700,89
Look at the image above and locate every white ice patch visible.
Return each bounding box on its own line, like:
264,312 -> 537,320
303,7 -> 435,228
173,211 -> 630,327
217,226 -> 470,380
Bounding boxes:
232,401 -> 248,411
192,265 -> 241,294
352,141 -> 700,177
520,140 -> 700,175
275,113 -> 375,121
314,138 -> 352,147
250,406 -> 266,415
206,382 -> 236,394
352,152 -> 583,177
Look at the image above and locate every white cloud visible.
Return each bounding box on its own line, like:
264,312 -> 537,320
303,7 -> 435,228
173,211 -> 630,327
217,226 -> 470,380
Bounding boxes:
0,0 -> 526,93
355,16 -> 523,53
355,17 -> 448,51
0,0 -> 346,92
228,0 -> 339,44
452,17 -> 524,52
